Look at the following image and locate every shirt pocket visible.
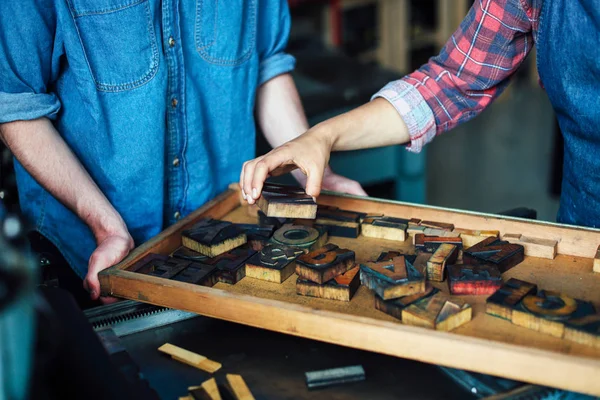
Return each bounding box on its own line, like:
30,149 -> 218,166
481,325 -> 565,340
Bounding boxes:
195,0 -> 257,66
69,0 -> 159,92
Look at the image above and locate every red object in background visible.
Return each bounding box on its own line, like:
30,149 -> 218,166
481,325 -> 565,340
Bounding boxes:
447,264 -> 503,296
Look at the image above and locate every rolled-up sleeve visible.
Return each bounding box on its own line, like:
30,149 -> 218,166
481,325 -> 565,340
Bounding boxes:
256,0 -> 296,86
0,1 -> 62,123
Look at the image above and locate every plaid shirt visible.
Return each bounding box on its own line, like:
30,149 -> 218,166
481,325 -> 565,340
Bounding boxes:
374,0 -> 542,152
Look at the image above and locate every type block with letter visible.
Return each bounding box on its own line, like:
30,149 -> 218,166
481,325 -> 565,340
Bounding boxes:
375,284 -> 438,320
172,262 -> 218,286
314,206 -> 364,238
502,233 -> 558,260
127,254 -> 190,279
402,292 -> 472,331
296,266 -> 360,301
173,247 -> 209,262
182,219 -> 246,257
485,278 -> 537,320
202,245 -> 256,284
360,255 -> 426,300
271,223 -> 327,251
463,237 -> 524,273
361,216 -> 408,241
235,223 -> 275,251
452,228 -> 499,248
245,243 -> 305,283
420,220 -> 455,231
564,314 -> 600,349
447,264 -> 502,295
414,234 -> 463,252
257,183 -> 317,219
295,243 -> 355,284
426,243 -> 459,282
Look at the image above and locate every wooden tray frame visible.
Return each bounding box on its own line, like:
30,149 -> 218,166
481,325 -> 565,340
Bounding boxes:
99,187 -> 600,396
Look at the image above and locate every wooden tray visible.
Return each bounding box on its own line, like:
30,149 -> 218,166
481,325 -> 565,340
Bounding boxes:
99,187 -> 600,396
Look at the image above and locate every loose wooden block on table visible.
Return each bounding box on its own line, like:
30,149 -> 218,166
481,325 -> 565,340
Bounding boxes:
361,216 -> 408,241
182,219 -> 247,257
375,284 -> 438,320
245,243 -> 305,283
463,237 -> 524,273
270,223 -> 327,251
502,233 -> 558,259
447,264 -> 502,295
402,292 -> 472,331
190,378 -> 222,400
257,183 -> 317,219
426,243 -> 459,282
297,266 -> 360,301
225,374 -> 255,400
99,187 -> 600,396
295,243 -> 355,284
314,206 -> 364,238
486,278 -> 537,320
202,245 -> 256,284
158,343 -> 221,373
360,255 -> 426,300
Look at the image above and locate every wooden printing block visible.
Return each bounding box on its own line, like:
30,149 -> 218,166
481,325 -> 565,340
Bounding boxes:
512,290 -> 596,338
225,374 -> 255,400
447,264 -> 502,295
256,182 -> 317,219
485,278 -> 537,320
171,262 -> 218,286
564,314 -> 600,349
127,254 -> 190,279
426,243 -> 459,282
295,243 -> 355,284
420,220 -> 455,231
501,233 -> 558,260
235,223 -> 275,251
360,256 -> 426,300
189,378 -> 222,400
314,207 -> 363,238
594,245 -> 600,273
361,216 -> 408,241
257,210 -> 289,229
296,266 -> 361,301
453,228 -> 499,248
270,223 -> 328,251
374,284 -> 438,320
463,236 -> 524,273
182,218 -> 247,257
202,244 -> 257,284
245,243 -> 305,283
414,234 -> 463,252
172,247 -> 209,262
402,292 -> 472,331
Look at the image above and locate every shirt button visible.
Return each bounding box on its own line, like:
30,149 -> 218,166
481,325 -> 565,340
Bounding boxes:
174,211 -> 181,220
171,98 -> 178,108
172,157 -> 180,167
168,37 -> 175,47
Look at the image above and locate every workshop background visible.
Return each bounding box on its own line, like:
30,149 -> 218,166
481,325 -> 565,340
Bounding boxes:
258,0 -> 559,222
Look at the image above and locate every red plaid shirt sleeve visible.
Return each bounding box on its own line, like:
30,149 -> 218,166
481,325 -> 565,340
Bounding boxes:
373,0 -> 537,152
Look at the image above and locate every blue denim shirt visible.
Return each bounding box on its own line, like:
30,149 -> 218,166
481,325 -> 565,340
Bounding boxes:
0,0 -> 295,277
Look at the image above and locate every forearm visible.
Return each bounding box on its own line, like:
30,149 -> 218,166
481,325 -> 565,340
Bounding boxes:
0,118 -> 126,241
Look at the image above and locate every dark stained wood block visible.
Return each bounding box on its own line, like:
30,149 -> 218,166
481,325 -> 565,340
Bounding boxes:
201,244 -> 257,284
257,183 -> 317,219
172,262 -> 218,286
182,218 -> 246,257
402,292 -> 472,331
296,266 -> 361,301
420,220 -> 455,231
485,278 -> 537,320
295,243 -> 355,284
314,206 -> 366,238
245,243 -> 305,283
426,243 -> 458,282
257,210 -> 289,229
127,254 -> 190,279
360,256 -> 426,300
361,216 -> 409,241
270,223 -> 328,251
414,234 -> 463,252
374,284 -> 438,320
447,264 -> 503,295
463,236 -> 525,273
172,246 -> 208,262
512,290 -> 596,338
564,314 -> 600,349
235,223 -> 275,251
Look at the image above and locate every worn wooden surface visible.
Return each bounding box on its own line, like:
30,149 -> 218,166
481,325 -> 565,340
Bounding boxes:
100,189 -> 600,396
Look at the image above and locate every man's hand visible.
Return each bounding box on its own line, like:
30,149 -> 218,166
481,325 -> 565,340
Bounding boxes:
84,226 -> 134,302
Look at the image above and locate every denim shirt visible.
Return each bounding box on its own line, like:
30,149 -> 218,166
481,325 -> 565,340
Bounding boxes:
0,0 -> 295,277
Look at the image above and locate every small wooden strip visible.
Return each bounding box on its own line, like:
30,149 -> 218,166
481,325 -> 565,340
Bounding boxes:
502,233 -> 558,260
159,343 -> 222,373
190,378 -> 222,400
225,374 -> 255,400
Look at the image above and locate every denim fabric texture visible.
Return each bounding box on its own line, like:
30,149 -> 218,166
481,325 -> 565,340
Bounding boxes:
0,0 -> 296,277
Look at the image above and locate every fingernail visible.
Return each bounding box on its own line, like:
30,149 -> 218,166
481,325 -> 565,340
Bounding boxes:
242,190 -> 246,200
248,197 -> 254,205
312,196 -> 317,202
252,188 -> 258,199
